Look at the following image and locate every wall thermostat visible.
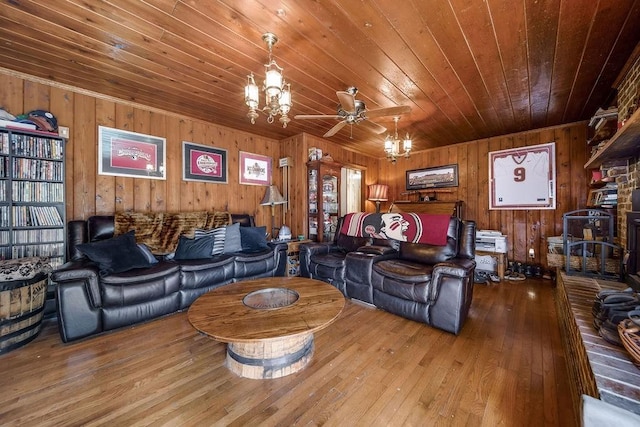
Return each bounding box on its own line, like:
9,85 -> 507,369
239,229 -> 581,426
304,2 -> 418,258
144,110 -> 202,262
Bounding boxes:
279,157 -> 292,167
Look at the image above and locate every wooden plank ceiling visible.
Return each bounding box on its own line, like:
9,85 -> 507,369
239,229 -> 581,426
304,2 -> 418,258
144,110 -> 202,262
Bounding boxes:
0,0 -> 638,157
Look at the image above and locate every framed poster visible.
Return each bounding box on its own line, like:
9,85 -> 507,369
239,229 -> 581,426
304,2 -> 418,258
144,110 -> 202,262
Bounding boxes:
406,164 -> 459,190
98,126 -> 166,180
182,141 -> 227,183
239,151 -> 271,186
489,142 -> 556,210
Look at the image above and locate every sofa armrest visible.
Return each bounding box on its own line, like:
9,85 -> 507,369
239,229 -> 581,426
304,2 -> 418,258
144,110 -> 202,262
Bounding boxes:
299,242 -> 340,277
267,241 -> 288,276
51,259 -> 104,342
357,245 -> 397,256
51,259 -> 102,308
432,258 -> 476,278
429,257 -> 476,303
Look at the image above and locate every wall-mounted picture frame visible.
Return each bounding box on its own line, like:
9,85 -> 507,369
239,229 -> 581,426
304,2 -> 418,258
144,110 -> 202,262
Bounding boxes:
489,142 -> 556,210
239,151 -> 271,186
406,164 -> 459,190
182,141 -> 227,183
98,126 -> 166,180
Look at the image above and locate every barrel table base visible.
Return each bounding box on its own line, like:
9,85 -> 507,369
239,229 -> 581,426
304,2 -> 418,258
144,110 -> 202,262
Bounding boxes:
188,277 -> 345,380
0,273 -> 48,354
226,333 -> 314,379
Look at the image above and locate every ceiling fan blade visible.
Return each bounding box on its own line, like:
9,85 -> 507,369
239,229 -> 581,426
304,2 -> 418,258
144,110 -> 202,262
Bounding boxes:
323,121 -> 347,137
360,120 -> 387,134
336,91 -> 356,113
294,114 -> 341,120
365,105 -> 411,119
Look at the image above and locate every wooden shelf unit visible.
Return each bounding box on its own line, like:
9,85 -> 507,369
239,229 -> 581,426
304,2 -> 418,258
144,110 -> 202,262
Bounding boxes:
585,107 -> 640,169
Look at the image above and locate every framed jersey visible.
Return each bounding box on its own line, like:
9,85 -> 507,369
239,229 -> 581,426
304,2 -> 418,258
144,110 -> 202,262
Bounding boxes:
489,142 -> 556,210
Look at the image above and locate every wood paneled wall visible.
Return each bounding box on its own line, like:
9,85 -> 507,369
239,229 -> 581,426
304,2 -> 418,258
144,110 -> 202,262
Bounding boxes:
0,70 -> 286,230
1,69 -> 590,267
378,123 -> 590,266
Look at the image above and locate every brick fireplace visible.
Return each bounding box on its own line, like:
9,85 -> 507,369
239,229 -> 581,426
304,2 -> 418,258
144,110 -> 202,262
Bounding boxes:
627,192 -> 640,288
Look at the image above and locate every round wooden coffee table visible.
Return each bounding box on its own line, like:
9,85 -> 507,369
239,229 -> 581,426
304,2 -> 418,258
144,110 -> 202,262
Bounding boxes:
188,277 -> 345,379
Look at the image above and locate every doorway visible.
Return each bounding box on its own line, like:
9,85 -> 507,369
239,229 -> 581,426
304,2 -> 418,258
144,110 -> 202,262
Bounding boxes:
340,167 -> 362,215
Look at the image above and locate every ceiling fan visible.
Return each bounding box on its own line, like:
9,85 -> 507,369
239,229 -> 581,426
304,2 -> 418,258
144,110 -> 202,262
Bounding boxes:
294,87 -> 411,138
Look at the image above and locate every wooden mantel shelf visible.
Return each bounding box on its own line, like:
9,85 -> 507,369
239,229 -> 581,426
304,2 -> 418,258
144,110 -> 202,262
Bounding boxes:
585,107 -> 640,169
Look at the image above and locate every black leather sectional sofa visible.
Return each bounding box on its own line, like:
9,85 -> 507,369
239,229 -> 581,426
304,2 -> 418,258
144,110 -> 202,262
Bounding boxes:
300,214 -> 476,334
51,213 -> 286,342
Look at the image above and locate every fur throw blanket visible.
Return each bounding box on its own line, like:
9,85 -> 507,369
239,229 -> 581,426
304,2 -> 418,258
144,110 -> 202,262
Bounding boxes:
114,211 -> 232,254
340,212 -> 451,246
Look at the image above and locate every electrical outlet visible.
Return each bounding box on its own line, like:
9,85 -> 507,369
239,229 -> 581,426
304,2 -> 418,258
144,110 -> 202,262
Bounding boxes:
528,248 -> 535,259
58,126 -> 69,138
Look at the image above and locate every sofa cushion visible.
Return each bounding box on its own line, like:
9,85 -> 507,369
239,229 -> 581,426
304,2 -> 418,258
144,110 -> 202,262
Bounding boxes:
310,252 -> 347,268
137,244 -> 159,264
77,231 -> 152,276
336,233 -> 370,253
372,260 -> 434,304
174,235 -> 215,260
239,226 -> 268,252
194,227 -> 226,255
223,222 -> 242,253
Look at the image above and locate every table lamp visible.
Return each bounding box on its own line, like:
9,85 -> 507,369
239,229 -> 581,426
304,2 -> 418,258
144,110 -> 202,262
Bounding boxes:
260,184 -> 287,239
368,184 -> 389,213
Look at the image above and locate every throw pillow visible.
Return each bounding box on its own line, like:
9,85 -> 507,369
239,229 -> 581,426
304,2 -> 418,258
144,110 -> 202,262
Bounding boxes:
77,231 -> 152,276
174,235 -> 215,260
239,226 -> 269,252
194,227 -> 226,255
137,243 -> 159,264
223,222 -> 242,254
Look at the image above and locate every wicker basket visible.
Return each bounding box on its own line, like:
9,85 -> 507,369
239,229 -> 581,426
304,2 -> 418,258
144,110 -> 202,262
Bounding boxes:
547,253 -> 621,274
618,319 -> 640,368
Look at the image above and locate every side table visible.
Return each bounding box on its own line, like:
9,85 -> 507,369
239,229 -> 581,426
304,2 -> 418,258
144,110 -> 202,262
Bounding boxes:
284,239 -> 312,277
475,250 -> 507,279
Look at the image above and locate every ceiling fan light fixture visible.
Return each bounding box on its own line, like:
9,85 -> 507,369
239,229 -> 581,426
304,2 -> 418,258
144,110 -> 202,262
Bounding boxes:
244,32 -> 292,128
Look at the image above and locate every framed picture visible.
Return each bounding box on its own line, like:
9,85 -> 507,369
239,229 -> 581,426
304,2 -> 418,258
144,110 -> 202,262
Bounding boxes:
239,151 -> 271,186
182,141 -> 228,183
406,164 -> 459,190
98,126 -> 166,180
489,142 -> 556,210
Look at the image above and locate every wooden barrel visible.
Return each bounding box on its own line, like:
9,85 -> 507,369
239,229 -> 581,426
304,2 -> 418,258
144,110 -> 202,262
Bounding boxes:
0,272 -> 48,354
226,333 -> 314,379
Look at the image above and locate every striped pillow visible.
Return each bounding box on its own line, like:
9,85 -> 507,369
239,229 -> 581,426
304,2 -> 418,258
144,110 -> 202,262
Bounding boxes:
194,227 -> 226,255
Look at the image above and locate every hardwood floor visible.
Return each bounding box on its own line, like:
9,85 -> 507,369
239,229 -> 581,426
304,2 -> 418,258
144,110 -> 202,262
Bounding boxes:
0,278 -> 576,426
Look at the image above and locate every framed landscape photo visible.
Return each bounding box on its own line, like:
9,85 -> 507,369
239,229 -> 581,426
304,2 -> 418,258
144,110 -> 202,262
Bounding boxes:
239,151 -> 271,186
98,126 -> 166,180
489,142 -> 556,210
182,141 -> 228,183
406,164 -> 459,190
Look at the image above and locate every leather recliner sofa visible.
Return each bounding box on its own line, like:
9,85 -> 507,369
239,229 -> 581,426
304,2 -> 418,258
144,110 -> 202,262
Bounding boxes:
300,214 -> 476,334
51,214 -> 286,342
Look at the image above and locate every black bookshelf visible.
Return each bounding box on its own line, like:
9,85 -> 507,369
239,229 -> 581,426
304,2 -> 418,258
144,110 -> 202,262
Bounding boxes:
0,128 -> 65,268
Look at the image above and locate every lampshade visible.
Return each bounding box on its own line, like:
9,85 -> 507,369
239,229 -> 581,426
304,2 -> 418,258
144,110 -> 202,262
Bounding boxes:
260,185 -> 286,206
368,184 -> 389,202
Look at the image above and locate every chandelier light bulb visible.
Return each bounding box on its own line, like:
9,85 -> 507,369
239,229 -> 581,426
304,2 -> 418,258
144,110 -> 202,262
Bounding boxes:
384,117 -> 411,162
244,33 -> 292,128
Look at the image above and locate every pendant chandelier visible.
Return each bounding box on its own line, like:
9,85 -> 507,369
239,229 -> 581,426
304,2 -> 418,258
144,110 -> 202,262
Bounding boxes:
244,33 -> 292,128
384,116 -> 412,163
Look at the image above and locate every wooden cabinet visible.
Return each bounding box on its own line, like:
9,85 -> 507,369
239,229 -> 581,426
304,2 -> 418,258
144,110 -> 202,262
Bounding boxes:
0,128 -> 66,268
307,160 -> 342,242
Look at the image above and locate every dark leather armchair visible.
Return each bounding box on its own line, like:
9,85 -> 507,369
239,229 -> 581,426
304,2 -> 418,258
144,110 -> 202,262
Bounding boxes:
371,218 -> 476,334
